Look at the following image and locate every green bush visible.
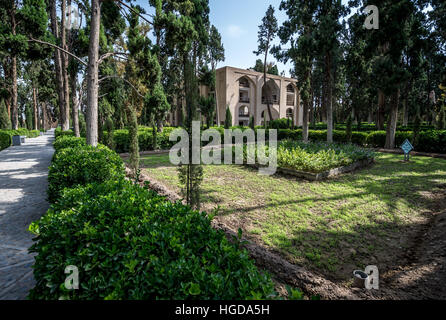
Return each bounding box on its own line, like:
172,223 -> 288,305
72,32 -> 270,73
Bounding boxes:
277,141 -> 374,173
270,118 -> 291,129
53,136 -> 87,153
29,179 -> 276,300
417,130 -> 446,154
55,128 -> 74,138
0,128 -> 41,151
106,127 -> 177,153
0,131 -> 10,151
47,145 -> 125,203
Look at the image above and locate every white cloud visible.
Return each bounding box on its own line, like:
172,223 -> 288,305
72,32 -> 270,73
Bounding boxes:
226,24 -> 246,38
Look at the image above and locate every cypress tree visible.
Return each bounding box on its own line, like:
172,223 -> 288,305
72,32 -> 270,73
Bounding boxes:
104,117 -> 115,151
128,107 -> 139,182
224,106 -> 232,129
249,116 -> 255,129
0,100 -> 11,130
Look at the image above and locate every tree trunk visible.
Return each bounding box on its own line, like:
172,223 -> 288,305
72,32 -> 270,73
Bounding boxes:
302,67 -> 311,142
263,38 -> 273,123
32,86 -> 38,130
6,97 -> 11,118
61,0 -> 70,131
385,89 -> 400,149
326,53 -> 333,143
11,56 -> 18,130
50,0 -> 66,131
367,109 -> 373,124
377,90 -> 385,130
86,0 -> 101,146
11,4 -> 18,130
402,97 -> 408,126
71,74 -> 80,137
42,101 -> 47,130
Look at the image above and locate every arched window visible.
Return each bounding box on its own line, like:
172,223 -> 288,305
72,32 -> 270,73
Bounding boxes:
262,79 -> 280,105
239,77 -> 250,103
239,106 -> 249,117
239,77 -> 250,88
261,111 -> 265,118
286,84 -> 295,106
286,108 -> 293,118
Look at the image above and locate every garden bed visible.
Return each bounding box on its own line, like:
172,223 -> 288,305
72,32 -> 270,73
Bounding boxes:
136,152 -> 446,299
252,158 -> 375,181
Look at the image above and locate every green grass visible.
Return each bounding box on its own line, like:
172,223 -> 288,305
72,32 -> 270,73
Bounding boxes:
140,153 -> 446,281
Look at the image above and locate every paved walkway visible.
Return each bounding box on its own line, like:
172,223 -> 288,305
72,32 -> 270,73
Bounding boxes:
0,130 -> 54,300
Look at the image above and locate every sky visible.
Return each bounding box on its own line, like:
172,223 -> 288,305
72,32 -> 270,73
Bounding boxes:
134,0 -> 352,77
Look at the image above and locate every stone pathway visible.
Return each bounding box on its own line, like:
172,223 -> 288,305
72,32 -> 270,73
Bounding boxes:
0,130 -> 54,300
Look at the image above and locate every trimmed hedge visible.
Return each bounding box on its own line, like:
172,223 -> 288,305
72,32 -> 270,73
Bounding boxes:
47,144 -> 125,203
53,136 -> 86,153
0,131 -> 10,151
275,128 -> 446,154
0,128 -> 41,151
29,138 -> 276,300
54,128 -> 75,139
29,179 -> 275,300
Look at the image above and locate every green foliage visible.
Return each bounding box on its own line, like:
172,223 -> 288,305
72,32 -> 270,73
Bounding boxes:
53,136 -> 86,153
224,107 -> 232,129
0,128 -> 40,151
345,114 -> 353,143
0,99 -> 11,130
47,145 -> 125,203
276,141 -> 374,173
29,181 -> 275,299
249,116 -> 255,129
198,95 -> 215,128
178,164 -> 203,210
128,108 -> 139,180
416,130 -> 446,154
0,131 -> 10,150
107,127 -> 176,153
103,117 -> 115,150
270,118 -> 291,129
55,128 -> 75,138
274,127 -> 444,154
437,107 -> 445,130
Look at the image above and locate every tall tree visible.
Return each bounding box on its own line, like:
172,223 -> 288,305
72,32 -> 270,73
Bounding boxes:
314,0 -> 346,143
274,0 -> 318,142
254,5 -> 278,123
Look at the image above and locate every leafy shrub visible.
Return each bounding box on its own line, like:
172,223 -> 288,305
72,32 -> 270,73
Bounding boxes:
365,131 -> 387,147
47,145 -> 125,203
53,136 -> 86,153
55,128 -> 75,138
0,131 -> 10,151
0,128 -> 41,151
277,141 -> 374,173
270,118 -> 291,129
416,130 -> 446,154
107,127 -> 177,153
29,179 -> 276,300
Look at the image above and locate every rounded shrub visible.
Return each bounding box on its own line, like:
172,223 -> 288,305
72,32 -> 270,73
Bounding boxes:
53,136 -> 87,153
47,145 -> 125,203
0,131 -> 11,151
29,180 -> 276,300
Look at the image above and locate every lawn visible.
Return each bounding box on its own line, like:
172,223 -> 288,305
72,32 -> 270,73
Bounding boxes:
138,152 -> 446,282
